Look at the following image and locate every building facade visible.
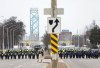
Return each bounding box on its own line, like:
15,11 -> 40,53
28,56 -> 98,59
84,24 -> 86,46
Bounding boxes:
59,30 -> 72,45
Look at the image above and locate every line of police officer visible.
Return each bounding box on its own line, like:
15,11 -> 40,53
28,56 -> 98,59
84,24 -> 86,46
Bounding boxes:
58,49 -> 99,59
0,49 -> 44,60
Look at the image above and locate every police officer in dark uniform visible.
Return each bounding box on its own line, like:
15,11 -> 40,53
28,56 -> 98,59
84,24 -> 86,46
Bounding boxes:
18,50 -> 21,59
0,51 -> 1,59
4,52 -> 8,59
28,50 -> 32,59
63,51 -> 66,59
36,51 -> 39,59
88,51 -> 91,59
32,50 -> 35,59
10,51 -> 13,59
86,51 -> 88,58
59,50 -> 63,59
41,49 -> 44,57
94,51 -> 99,59
69,51 -> 73,58
78,51 -> 82,58
7,52 -> 9,59
21,51 -> 24,59
65,51 -> 68,58
76,51 -> 78,58
72,51 -> 75,58
14,51 -> 17,59
0,51 -> 3,59
7,51 -> 10,59
24,50 -> 28,59
81,50 -> 85,58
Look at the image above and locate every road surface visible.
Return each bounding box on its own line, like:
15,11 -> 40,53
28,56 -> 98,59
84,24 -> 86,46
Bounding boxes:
0,59 -> 46,68
63,58 -> 100,68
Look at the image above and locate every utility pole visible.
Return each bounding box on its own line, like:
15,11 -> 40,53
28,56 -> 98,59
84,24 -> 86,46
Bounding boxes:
77,29 -> 79,47
51,0 -> 57,17
44,0 -> 64,68
2,26 -> 4,53
7,28 -> 9,49
51,0 -> 58,68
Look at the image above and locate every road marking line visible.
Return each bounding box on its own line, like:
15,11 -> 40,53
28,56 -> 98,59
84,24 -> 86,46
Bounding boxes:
14,65 -> 23,68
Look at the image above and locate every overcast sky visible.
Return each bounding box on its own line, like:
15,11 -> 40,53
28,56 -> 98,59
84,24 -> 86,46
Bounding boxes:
0,0 -> 100,37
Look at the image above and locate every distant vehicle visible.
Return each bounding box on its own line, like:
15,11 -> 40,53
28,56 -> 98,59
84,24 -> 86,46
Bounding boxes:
34,45 -> 42,50
21,46 -> 32,50
13,45 -> 19,50
91,47 -> 99,52
58,45 -> 75,50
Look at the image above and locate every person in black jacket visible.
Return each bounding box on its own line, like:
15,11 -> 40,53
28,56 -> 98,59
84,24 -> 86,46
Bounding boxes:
36,51 -> 39,59
32,51 -> 35,59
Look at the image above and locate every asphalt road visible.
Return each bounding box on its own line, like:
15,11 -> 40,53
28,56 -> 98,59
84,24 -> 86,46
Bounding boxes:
63,58 -> 100,68
0,59 -> 46,68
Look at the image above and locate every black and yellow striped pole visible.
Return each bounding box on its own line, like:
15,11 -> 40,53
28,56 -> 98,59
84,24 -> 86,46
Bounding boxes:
50,34 -> 58,54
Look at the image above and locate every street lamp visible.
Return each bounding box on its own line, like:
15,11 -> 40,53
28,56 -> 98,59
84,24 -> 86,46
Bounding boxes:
96,25 -> 99,46
0,23 -> 4,52
2,25 -> 4,53
10,26 -> 21,48
77,29 -> 79,47
2,23 -> 14,52
10,28 -> 13,48
6,25 -> 16,49
13,29 -> 18,46
10,28 -> 17,48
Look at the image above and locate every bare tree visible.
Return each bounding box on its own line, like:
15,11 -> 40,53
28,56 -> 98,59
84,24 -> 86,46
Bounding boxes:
42,32 -> 50,50
0,16 -> 26,49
